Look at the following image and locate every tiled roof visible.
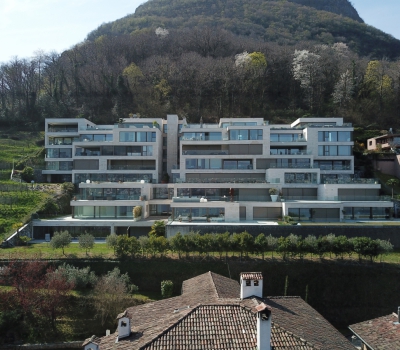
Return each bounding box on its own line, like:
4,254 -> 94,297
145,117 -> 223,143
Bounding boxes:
181,271 -> 240,299
349,312 -> 400,350
241,272 -> 264,280
257,297 -> 354,350
84,271 -> 353,350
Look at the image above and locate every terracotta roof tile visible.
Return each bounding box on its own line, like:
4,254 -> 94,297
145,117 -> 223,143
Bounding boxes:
240,272 -> 263,280
349,312 -> 400,350
84,272 -> 353,350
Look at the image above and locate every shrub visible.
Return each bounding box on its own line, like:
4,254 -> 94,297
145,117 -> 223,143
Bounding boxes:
161,280 -> 173,298
53,263 -> 97,289
21,166 -> 34,182
133,205 -> 142,218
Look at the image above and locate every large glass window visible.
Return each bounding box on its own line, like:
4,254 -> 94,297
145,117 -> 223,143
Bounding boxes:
270,133 -> 304,142
119,132 -> 156,142
230,129 -> 262,140
46,148 -> 72,158
318,131 -> 352,142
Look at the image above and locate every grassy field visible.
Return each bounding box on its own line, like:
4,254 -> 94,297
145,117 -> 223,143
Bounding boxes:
0,183 -> 53,242
0,131 -> 44,166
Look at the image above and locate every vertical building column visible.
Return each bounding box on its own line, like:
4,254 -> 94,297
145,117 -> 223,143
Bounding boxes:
166,114 -> 179,177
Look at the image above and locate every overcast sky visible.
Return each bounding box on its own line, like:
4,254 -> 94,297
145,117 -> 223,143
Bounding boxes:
0,0 -> 399,64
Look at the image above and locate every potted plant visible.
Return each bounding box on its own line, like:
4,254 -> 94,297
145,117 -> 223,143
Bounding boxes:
161,173 -> 170,183
269,188 -> 279,202
188,213 -> 192,222
152,121 -> 159,128
133,205 -> 142,221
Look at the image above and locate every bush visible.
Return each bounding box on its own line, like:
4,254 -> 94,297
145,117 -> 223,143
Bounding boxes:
133,205 -> 142,218
21,166 -> 34,182
53,263 -> 97,289
161,280 -> 173,298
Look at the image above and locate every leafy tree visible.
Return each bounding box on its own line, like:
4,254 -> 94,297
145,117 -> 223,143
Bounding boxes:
106,233 -> 118,255
49,230 -> 71,255
169,232 -> 185,259
332,70 -> 353,107
292,49 -> 323,111
376,239 -> 394,262
254,233 -> 267,260
149,220 -> 166,237
21,166 -> 34,182
92,268 -> 138,327
304,235 -> 318,259
386,178 -> 399,198
138,235 -> 151,258
161,280 -> 173,298
0,261 -> 73,331
53,263 -> 97,289
352,237 -> 380,262
266,234 -> 278,259
115,235 -> 140,259
332,235 -> 351,259
149,236 -> 169,258
78,233 -> 95,255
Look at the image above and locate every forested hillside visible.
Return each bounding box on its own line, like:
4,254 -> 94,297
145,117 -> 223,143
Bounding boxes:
0,0 -> 400,131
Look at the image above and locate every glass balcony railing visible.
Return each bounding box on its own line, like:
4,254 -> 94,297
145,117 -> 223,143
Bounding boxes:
321,178 -> 379,185
335,195 -> 391,201
107,166 -> 156,170
74,194 -> 141,201
48,127 -> 78,133
314,165 -> 351,170
270,150 -> 311,155
183,150 -> 229,155
174,178 -> 267,184
269,164 -> 311,169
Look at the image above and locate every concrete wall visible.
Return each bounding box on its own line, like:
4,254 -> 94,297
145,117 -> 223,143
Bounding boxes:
166,224 -> 400,248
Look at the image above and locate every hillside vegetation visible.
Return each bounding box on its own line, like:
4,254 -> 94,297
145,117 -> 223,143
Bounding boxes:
1,0 -> 400,132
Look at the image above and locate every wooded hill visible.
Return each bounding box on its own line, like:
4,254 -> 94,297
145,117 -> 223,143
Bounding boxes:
1,0 -> 400,132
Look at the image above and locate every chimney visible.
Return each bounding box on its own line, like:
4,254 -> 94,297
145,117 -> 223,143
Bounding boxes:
240,272 -> 263,299
117,310 -> 131,340
256,302 -> 272,350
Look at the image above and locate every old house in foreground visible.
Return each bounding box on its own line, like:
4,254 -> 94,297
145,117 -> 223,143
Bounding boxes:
349,309 -> 400,350
83,271 -> 353,350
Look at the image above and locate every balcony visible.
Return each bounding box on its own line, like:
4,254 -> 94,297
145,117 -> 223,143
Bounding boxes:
269,164 -> 311,169
48,127 -> 78,133
183,150 -> 229,156
314,165 -> 351,171
107,165 -> 156,170
174,178 -> 266,184
270,150 -> 311,155
74,194 -> 141,201
321,178 -> 379,185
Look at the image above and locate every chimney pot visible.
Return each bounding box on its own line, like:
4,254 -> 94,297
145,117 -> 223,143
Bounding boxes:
256,302 -> 272,350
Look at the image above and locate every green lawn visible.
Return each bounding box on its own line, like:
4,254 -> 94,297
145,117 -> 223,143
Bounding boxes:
0,131 -> 44,165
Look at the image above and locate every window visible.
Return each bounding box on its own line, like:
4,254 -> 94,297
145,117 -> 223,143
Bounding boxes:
246,280 -> 251,286
254,280 -> 259,286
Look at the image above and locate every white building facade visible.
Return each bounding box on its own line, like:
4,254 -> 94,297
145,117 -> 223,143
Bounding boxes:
41,115 -> 392,236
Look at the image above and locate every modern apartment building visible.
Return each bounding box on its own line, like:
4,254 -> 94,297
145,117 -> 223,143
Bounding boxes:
36,115 -> 392,237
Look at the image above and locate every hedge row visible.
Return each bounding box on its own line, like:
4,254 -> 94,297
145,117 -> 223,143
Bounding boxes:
110,232 -> 393,262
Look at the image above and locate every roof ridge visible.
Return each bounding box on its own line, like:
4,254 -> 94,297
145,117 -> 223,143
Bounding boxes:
208,271 -> 221,298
